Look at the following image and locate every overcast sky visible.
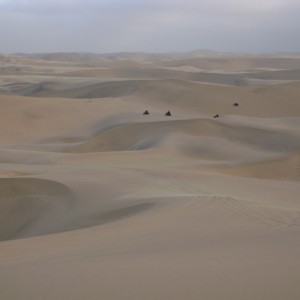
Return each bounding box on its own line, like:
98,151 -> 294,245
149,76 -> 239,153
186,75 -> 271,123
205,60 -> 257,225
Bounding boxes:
0,0 -> 300,53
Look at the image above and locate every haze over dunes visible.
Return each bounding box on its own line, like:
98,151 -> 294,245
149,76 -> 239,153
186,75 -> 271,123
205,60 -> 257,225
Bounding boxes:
1,51 -> 300,300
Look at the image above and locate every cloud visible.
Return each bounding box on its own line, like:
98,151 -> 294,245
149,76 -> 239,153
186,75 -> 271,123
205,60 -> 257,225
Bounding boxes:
0,0 -> 299,53
0,0 -> 162,15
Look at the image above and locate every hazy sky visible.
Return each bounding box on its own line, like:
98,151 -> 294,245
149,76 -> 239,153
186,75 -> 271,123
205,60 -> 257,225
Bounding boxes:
0,0 -> 299,53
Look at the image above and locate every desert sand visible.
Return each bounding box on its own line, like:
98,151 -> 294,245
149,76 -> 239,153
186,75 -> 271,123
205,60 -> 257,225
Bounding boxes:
0,51 -> 300,299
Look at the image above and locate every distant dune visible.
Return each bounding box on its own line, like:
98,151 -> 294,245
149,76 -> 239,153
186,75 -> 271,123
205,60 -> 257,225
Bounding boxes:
1,52 -> 300,300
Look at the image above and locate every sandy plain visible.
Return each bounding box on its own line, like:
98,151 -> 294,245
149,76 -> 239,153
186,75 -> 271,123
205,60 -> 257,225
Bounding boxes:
1,51 -> 300,299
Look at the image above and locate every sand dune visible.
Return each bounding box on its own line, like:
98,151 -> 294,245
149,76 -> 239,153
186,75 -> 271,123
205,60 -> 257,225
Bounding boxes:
0,177 -> 73,240
52,117 -> 300,159
1,52 -> 300,300
3,76 -> 300,118
11,80 -> 142,98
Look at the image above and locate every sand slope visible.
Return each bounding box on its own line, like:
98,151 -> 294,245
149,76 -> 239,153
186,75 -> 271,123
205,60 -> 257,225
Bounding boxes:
0,52 -> 300,300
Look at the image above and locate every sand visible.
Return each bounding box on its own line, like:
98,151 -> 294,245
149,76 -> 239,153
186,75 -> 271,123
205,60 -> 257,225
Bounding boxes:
0,52 -> 300,300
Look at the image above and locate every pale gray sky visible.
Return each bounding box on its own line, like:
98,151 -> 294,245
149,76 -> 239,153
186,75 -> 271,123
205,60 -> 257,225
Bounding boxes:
0,0 -> 299,53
